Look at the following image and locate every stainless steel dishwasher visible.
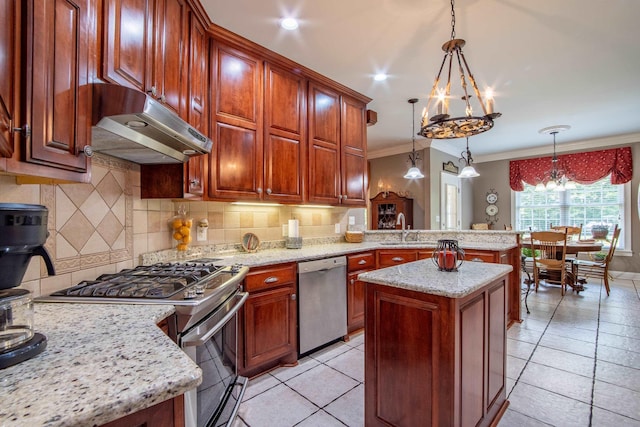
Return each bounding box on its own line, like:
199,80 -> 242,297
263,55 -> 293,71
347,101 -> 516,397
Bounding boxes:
298,256 -> 347,355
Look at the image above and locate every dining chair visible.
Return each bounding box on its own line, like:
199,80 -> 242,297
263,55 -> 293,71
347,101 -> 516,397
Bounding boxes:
550,224 -> 582,241
572,226 -> 621,296
530,230 -> 569,295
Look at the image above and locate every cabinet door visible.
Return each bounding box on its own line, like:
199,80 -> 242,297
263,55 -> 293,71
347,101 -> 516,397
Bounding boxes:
243,285 -> 297,370
377,250 -> 418,268
308,81 -> 341,204
103,0 -> 154,92
154,0 -> 188,116
209,43 -> 263,199
347,271 -> 366,332
341,95 -> 367,206
0,0 -> 16,158
25,0 -> 90,173
263,63 -> 306,203
184,13 -> 209,198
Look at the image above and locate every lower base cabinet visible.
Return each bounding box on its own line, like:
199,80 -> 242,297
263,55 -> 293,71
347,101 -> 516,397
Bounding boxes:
346,252 -> 376,333
239,263 -> 298,378
364,276 -> 509,427
100,396 -> 183,427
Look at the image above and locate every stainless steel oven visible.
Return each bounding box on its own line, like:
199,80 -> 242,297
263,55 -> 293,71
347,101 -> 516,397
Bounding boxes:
36,258 -> 250,427
180,290 -> 248,427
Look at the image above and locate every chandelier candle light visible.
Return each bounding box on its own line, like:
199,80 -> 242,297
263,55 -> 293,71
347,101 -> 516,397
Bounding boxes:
404,98 -> 425,179
419,0 -> 501,139
535,125 -> 575,191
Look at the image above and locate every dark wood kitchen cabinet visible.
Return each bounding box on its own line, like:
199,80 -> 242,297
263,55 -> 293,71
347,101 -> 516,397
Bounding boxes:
346,252 -> 376,333
364,275 -> 508,427
100,396 -> 183,427
0,0 -> 17,159
239,263 -> 297,378
102,0 -> 188,116
377,249 -> 419,268
208,42 -> 264,200
1,0 -> 91,182
308,82 -> 368,206
183,11 -> 210,198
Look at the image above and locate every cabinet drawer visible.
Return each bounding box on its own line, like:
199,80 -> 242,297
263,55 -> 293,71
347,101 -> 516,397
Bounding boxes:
377,250 -> 418,267
464,250 -> 498,263
245,264 -> 296,292
347,252 -> 376,271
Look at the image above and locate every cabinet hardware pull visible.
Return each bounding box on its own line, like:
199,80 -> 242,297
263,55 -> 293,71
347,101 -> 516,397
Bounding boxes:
471,258 -> 484,262
257,187 -> 263,194
391,257 -> 404,262
160,94 -> 166,103
12,124 -> 31,138
264,276 -> 279,284
358,260 -> 366,265
82,145 -> 94,157
190,179 -> 200,187
350,279 -> 355,285
338,195 -> 343,200
291,293 -> 296,300
266,188 -> 272,195
343,194 -> 348,200
148,86 -> 157,96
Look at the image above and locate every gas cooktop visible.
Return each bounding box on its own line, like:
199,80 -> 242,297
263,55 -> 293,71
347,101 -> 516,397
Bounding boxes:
37,258 -> 248,307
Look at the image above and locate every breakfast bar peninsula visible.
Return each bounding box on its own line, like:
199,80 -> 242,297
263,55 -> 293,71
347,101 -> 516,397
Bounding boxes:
358,260 -> 512,427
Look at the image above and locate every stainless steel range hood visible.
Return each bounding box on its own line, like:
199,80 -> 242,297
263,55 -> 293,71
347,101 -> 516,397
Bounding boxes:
90,83 -> 213,164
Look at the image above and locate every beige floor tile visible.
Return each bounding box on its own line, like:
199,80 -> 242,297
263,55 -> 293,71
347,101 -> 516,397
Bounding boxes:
593,380 -> 640,421
237,383 -> 317,426
497,409 -> 553,426
323,384 -> 364,427
285,364 -> 358,408
518,361 -> 593,404
591,407 -> 640,426
596,360 -> 640,392
597,345 -> 640,370
507,382 -> 591,426
507,338 -> 536,360
325,348 -> 364,382
296,410 -> 345,427
530,346 -> 595,377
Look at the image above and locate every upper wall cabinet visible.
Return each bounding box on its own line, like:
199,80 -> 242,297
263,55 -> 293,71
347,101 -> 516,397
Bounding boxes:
1,0 -> 91,182
208,42 -> 264,200
0,0 -> 17,158
102,0 -> 188,117
308,82 -> 368,206
263,63 -> 306,203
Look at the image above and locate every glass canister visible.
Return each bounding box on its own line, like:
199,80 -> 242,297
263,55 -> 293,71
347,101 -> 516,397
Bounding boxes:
0,289 -> 34,353
168,204 -> 193,255
432,239 -> 465,272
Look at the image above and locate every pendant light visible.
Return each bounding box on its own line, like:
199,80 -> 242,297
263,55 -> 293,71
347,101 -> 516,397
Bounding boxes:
458,137 -> 479,178
404,98 -> 425,179
535,125 -> 574,191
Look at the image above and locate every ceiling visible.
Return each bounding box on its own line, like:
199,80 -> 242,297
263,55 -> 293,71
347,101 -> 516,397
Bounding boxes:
200,0 -> 640,162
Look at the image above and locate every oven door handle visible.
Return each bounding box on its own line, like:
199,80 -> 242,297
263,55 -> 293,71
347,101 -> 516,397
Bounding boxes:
181,291 -> 249,347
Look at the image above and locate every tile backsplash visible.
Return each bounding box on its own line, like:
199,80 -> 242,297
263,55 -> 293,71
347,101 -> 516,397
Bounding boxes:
0,154 -> 363,296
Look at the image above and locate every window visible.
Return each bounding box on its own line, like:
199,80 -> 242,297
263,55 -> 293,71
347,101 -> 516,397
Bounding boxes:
515,176 -> 627,248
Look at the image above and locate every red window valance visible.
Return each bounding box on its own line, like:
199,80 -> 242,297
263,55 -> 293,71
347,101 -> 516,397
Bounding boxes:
509,147 -> 633,191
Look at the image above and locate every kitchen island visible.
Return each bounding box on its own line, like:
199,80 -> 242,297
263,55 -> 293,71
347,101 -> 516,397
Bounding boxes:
0,303 -> 201,427
359,260 -> 512,427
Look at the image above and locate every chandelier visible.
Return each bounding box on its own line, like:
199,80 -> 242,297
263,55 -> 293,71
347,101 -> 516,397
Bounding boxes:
458,137 -> 479,178
404,98 -> 425,179
535,125 -> 575,191
419,0 -> 500,139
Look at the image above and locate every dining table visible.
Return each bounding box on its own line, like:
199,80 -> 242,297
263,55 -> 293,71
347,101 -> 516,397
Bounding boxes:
521,238 -> 603,294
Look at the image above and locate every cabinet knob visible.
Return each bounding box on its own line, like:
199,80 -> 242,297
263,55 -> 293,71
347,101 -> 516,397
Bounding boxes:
343,194 -> 348,200
160,94 -> 166,103
82,145 -> 94,157
350,278 -> 355,285
190,178 -> 200,187
12,124 -> 31,138
266,188 -> 272,195
291,293 -> 296,301
257,187 -> 263,194
264,276 -> 279,284
148,86 -> 157,97
338,195 -> 343,200
391,257 -> 405,262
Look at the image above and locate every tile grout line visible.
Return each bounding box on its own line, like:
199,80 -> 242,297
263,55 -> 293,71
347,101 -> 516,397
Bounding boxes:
587,281 -> 604,427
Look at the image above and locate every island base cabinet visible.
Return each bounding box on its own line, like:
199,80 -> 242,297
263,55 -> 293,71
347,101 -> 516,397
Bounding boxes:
99,395 -> 183,427
364,278 -> 509,427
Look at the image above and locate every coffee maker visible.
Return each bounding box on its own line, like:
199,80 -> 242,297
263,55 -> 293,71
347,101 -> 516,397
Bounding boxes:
0,203 -> 55,369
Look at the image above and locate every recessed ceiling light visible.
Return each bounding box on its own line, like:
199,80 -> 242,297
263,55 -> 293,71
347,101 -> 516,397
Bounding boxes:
373,73 -> 388,82
280,17 -> 299,30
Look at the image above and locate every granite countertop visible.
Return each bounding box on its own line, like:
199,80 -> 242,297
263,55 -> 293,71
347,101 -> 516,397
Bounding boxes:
358,259 -> 513,298
142,230 -> 518,267
0,303 -> 201,427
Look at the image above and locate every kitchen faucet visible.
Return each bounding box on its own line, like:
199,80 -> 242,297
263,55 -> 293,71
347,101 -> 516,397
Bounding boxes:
396,213 -> 409,242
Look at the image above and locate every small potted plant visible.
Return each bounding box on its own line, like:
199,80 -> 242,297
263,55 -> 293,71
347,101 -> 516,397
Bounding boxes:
591,224 -> 609,240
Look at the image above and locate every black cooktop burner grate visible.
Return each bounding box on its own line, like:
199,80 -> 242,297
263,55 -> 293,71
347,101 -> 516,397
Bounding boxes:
50,262 -> 224,299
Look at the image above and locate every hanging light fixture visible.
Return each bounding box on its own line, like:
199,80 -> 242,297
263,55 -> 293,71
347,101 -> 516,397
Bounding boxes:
404,98 -> 425,179
419,0 -> 501,139
535,125 -> 575,191
458,137 -> 479,178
